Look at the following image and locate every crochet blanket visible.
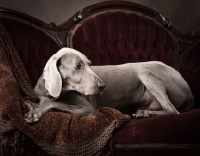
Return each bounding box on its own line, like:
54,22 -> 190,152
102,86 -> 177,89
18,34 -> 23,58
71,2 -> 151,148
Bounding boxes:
0,23 -> 130,156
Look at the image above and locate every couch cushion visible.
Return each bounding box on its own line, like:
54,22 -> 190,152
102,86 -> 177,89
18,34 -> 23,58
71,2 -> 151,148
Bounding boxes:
69,10 -> 175,66
113,108 -> 200,144
0,18 -> 60,87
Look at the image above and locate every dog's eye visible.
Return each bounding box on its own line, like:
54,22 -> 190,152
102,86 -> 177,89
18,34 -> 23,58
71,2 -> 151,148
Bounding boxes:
75,63 -> 82,70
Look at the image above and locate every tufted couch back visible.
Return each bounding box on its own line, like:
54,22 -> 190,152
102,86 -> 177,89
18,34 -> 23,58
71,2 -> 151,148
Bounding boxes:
180,42 -> 200,105
69,10 -> 175,66
0,17 -> 60,87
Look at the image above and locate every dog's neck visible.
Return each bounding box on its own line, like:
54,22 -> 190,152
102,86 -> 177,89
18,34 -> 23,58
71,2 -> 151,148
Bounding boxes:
61,78 -> 79,93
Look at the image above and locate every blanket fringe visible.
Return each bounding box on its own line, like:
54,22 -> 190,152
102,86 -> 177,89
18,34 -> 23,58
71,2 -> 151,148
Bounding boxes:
0,131 -> 25,156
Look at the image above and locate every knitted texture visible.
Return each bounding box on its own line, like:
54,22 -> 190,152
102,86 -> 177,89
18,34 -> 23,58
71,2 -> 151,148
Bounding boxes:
0,23 -> 130,156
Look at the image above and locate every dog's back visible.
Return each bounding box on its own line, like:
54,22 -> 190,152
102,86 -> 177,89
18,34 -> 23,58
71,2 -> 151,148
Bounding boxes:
90,61 -> 193,113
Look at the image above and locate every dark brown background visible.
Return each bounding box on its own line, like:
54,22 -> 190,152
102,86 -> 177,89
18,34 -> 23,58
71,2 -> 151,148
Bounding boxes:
0,0 -> 200,34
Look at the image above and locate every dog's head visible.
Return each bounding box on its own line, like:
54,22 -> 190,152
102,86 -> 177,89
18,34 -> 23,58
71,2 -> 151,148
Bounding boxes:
43,48 -> 105,98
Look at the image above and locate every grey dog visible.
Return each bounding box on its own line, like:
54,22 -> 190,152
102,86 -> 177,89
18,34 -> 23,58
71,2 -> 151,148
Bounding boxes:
24,48 -> 193,123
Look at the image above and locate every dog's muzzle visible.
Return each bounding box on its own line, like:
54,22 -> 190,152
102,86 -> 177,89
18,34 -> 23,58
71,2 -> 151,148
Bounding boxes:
97,82 -> 106,94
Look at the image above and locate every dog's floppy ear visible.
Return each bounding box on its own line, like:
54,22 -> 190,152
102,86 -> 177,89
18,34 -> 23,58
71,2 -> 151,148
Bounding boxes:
43,54 -> 62,98
43,47 -> 86,98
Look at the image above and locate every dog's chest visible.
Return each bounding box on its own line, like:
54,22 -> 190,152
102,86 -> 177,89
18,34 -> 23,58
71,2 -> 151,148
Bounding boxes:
96,82 -> 144,111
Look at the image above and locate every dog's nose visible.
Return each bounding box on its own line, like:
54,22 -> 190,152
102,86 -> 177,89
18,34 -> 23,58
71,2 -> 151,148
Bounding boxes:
97,82 -> 106,92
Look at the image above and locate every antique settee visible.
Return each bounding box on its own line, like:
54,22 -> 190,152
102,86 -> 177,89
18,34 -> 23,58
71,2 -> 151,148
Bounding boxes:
0,1 -> 200,156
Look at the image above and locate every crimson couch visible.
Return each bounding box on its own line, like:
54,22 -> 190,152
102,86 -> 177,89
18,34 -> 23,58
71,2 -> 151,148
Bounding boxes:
0,1 -> 200,156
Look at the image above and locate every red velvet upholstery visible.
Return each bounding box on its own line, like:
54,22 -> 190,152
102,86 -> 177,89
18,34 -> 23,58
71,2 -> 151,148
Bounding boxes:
180,42 -> 200,107
70,11 -> 175,66
0,18 -> 60,87
114,108 -> 200,144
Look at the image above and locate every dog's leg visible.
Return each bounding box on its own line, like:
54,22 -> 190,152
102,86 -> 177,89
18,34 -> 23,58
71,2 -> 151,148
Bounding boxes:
24,98 -> 94,123
24,99 -> 50,123
134,71 -> 179,118
25,100 -> 39,110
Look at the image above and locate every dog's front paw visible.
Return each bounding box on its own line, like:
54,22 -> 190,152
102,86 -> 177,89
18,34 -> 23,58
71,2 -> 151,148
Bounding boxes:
24,100 -> 41,123
132,110 -> 153,119
24,101 -> 51,123
24,108 -> 45,123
